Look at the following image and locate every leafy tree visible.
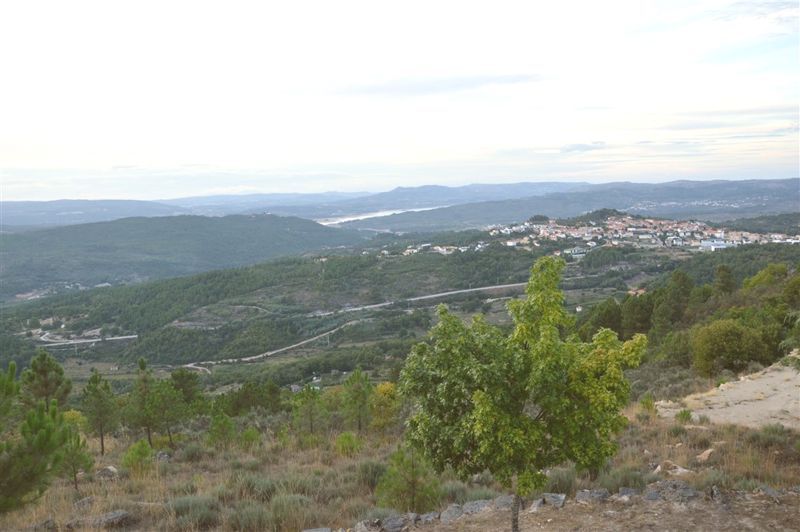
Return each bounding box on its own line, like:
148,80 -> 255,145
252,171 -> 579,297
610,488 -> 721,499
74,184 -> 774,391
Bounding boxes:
691,319 -> 769,376
148,380 -> 187,447
620,294 -> 653,339
170,368 -> 202,405
579,297 -> 622,341
370,381 -> 400,434
293,385 -> 323,434
60,428 -> 94,492
713,264 -> 736,294
343,369 -> 372,432
1,362 -> 69,514
375,445 -> 440,513
401,257 -> 646,532
81,369 -> 119,455
20,350 -> 72,412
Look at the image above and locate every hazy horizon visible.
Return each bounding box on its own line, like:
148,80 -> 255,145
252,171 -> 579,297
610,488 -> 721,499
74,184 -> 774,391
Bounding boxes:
1,0 -> 798,201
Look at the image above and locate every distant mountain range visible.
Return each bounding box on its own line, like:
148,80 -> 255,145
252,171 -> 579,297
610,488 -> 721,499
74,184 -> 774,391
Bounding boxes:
0,214 -> 365,300
340,179 -> 800,232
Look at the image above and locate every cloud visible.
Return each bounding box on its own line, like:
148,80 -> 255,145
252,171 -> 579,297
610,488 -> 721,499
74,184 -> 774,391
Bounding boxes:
341,74 -> 541,96
561,142 -> 607,153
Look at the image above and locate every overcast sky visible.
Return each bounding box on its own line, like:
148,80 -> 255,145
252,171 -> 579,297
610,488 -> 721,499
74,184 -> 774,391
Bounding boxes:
0,0 -> 797,200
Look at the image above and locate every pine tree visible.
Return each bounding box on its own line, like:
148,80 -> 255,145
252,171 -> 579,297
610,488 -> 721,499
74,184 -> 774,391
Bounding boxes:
126,358 -> 155,446
20,350 -> 72,412
81,369 -> 119,455
60,428 -> 94,492
1,362 -> 69,513
342,368 -> 372,433
375,445 -> 440,513
293,385 -> 323,434
148,380 -> 187,447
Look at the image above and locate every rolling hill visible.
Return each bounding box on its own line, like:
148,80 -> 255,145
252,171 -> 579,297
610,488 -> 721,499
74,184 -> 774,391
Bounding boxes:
0,214 -> 366,300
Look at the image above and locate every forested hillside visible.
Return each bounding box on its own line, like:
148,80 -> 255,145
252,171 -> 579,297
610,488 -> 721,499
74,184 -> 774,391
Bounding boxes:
0,214 -> 366,299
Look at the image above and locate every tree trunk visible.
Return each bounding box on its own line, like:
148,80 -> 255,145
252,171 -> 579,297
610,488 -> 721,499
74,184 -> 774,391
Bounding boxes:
100,428 -> 105,456
146,426 -> 153,447
511,492 -> 520,532
73,471 -> 79,492
167,427 -> 174,447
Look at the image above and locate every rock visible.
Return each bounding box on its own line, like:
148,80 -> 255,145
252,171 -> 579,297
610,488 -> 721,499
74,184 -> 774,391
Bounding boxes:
462,499 -> 492,514
528,498 -> 544,513
440,504 -> 463,524
156,451 -> 171,462
354,520 -> 380,532
303,529 -> 332,532
648,479 -> 700,503
90,510 -> 136,529
73,496 -> 94,509
493,494 -> 515,510
655,460 -> 694,476
96,465 -> 119,481
419,512 -> 439,524
29,518 -> 57,530
696,448 -> 715,463
644,490 -> 661,501
542,492 -> 566,508
758,484 -> 782,502
618,487 -> 639,497
575,489 -> 609,504
380,515 -> 407,532
710,485 -> 727,504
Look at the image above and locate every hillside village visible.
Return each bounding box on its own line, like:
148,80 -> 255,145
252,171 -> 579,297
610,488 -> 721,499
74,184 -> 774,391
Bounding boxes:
395,213 -> 800,259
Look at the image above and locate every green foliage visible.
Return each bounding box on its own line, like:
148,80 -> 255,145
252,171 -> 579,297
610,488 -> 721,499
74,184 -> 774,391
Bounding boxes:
639,393 -> 656,414
659,330 -> 692,367
375,445 -> 441,513
240,427 -> 261,451
620,294 -> 653,339
170,495 -> 221,530
81,369 -> 119,455
217,380 -> 283,417
369,381 -> 400,433
122,439 -> 153,474
579,297 -> 622,341
125,358 -> 156,446
342,368 -> 372,432
545,466 -> 578,495
357,460 -> 387,490
230,473 -> 278,502
0,362 -> 69,514
60,428 -> 94,492
292,385 -> 324,434
334,431 -> 362,457
228,501 -> 272,531
402,257 -> 647,506
20,350 -> 72,412
267,493 -> 313,531
148,380 -> 188,446
596,465 -> 657,492
691,319 -> 770,376
170,368 -> 202,405
675,409 -> 693,424
207,410 -> 236,449
713,265 -> 736,294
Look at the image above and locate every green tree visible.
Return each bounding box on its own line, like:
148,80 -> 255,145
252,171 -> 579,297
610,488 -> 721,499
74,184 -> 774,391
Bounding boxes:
81,369 -> 119,455
579,297 -> 622,341
620,294 -> 653,339
400,257 -> 647,532
375,445 -> 441,513
20,350 -> 72,412
170,368 -> 202,405
370,381 -> 400,434
343,369 -> 372,433
126,358 -> 156,446
122,439 -> 153,475
148,380 -> 187,447
713,264 -> 736,294
207,409 -> 236,449
60,428 -> 94,492
691,319 -> 769,376
1,363 -> 69,514
293,385 -> 323,434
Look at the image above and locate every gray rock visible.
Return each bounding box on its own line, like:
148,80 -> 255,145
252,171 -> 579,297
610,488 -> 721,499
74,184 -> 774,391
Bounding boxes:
440,504 -> 463,524
419,512 -> 439,524
528,498 -> 544,513
90,510 -> 136,529
463,499 -> 492,514
618,487 -> 639,497
156,451 -> 171,462
380,515 -> 407,532
29,518 -> 57,530
758,484 -> 782,501
73,496 -> 94,509
494,494 -> 515,510
576,489 -> 609,504
96,465 -> 119,481
647,480 -> 699,503
354,520 -> 380,532
644,490 -> 661,501
543,492 -> 566,508
710,485 -> 727,504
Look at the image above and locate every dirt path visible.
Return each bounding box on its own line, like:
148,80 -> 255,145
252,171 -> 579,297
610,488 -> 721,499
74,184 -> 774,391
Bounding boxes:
656,354 -> 800,430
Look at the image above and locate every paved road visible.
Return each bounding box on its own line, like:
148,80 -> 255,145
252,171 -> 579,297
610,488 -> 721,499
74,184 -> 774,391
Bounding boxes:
36,334 -> 139,347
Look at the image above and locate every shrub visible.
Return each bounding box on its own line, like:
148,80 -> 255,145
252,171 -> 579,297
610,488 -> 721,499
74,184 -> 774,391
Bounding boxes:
240,427 -> 261,451
675,409 -> 693,424
636,412 -> 652,424
639,393 -> 656,414
546,466 -> 577,495
122,440 -> 153,475
463,486 -> 500,502
376,446 -> 441,512
171,495 -> 221,530
668,425 -> 687,437
269,493 -> 314,531
747,424 -> 794,450
228,502 -> 273,531
441,480 -> 467,504
698,414 -> 711,425
179,442 -> 205,463
335,431 -> 362,457
692,319 -> 769,376
597,466 -> 657,492
231,473 -> 278,502
357,460 -> 387,490
207,411 -> 236,449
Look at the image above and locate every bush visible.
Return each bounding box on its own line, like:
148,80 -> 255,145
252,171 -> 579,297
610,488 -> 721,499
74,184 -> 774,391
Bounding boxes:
747,424 -> 795,451
639,393 -> 656,414
269,493 -> 314,531
376,446 -> 441,512
240,427 -> 261,451
597,466 -> 657,492
122,440 -> 153,475
231,473 -> 278,502
692,319 -> 770,376
463,486 -> 500,502
335,431 -> 362,457
179,442 -> 205,463
207,411 -> 236,449
228,502 -> 273,531
440,480 -> 467,504
546,466 -> 577,495
675,409 -> 693,424
357,460 -> 387,490
668,425 -> 687,437
171,495 -> 221,530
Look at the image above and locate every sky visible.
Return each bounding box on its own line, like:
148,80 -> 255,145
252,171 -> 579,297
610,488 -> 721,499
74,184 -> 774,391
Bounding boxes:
0,0 -> 798,200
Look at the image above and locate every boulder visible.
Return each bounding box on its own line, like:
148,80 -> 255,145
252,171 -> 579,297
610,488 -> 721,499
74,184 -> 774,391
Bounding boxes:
380,515 -> 407,532
528,498 -> 544,513
542,492 -> 566,508
493,494 -> 515,510
29,518 -> 57,530
647,479 -> 700,503
73,496 -> 94,509
695,449 -> 714,463
462,499 -> 492,514
354,520 -> 381,532
440,504 -> 463,524
156,451 -> 171,463
618,487 -> 639,497
419,512 -> 439,524
758,484 -> 782,502
654,460 -> 693,476
575,489 -> 609,504
96,465 -> 119,481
